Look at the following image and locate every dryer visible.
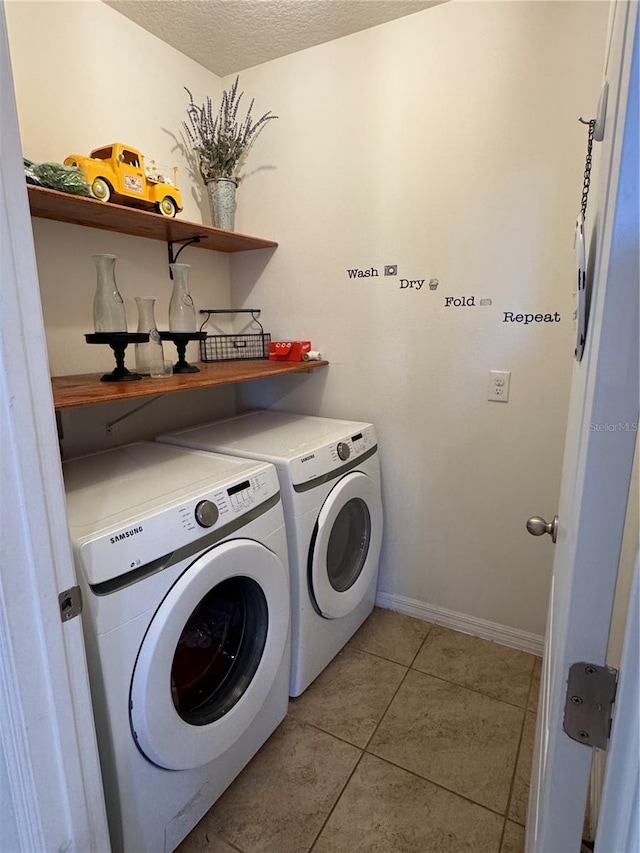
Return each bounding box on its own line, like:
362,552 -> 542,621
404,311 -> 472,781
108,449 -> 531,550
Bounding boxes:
63,442 -> 290,853
158,411 -> 383,697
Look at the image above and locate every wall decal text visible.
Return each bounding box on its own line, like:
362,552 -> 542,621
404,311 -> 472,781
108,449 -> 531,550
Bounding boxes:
400,279 -> 425,290
445,296 -> 476,306
347,267 -> 379,278
503,312 -> 561,324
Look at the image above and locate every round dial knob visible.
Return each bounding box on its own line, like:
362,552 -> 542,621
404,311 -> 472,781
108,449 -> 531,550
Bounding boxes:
195,500 -> 218,528
337,442 -> 351,461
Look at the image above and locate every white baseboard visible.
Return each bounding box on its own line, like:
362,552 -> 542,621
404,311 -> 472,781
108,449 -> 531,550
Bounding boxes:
375,591 -> 544,656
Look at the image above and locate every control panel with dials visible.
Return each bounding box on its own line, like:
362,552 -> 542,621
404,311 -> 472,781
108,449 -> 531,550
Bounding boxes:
289,426 -> 377,486
79,463 -> 279,587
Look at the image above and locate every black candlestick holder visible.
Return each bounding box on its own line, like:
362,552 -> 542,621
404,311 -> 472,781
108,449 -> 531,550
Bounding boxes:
159,331 -> 207,373
85,332 -> 149,382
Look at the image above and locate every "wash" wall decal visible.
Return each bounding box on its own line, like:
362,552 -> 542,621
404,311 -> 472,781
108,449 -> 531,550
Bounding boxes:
346,266 -> 437,292
346,267 -> 380,278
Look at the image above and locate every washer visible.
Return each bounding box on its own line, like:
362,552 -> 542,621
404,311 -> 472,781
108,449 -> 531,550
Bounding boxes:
158,411 -> 383,697
63,441 -> 290,853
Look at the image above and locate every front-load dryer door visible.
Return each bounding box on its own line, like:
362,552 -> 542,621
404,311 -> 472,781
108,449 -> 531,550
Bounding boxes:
309,471 -> 382,619
130,539 -> 289,771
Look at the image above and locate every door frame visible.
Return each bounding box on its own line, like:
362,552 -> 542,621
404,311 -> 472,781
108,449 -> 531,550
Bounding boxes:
0,8 -> 110,851
596,557 -> 640,851
527,2 -> 639,849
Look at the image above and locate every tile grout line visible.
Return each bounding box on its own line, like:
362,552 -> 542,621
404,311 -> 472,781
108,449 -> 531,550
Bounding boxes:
358,638 -> 537,711
501,657 -> 538,840
306,629 -> 435,851
336,626 -> 532,819
307,748 -> 366,853
407,662 -> 536,711
498,817 -> 509,853
525,657 -> 541,713
221,621 -> 537,853
298,707 -> 521,824
359,624 -> 533,830
360,623 -> 435,753
285,713 -> 373,751
300,704 -> 530,851
412,625 -> 538,707
362,749 -> 517,822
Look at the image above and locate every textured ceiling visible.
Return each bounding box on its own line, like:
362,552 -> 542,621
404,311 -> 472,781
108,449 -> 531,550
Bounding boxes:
104,0 -> 444,76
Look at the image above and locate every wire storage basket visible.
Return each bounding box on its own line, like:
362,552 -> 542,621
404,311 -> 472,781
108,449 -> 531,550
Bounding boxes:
198,309 -> 271,362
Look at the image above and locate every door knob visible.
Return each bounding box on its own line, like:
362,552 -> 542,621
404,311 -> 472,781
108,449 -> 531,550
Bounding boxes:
526,515 -> 558,543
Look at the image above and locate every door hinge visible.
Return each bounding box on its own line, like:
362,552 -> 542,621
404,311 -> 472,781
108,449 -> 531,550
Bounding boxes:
563,661 -> 618,750
58,586 -> 83,622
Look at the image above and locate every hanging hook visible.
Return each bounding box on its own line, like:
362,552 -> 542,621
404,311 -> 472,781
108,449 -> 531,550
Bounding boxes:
578,117 -> 595,125
579,81 -> 609,143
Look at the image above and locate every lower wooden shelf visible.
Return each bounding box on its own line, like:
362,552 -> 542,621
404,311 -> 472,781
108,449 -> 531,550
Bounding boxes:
52,359 -> 329,411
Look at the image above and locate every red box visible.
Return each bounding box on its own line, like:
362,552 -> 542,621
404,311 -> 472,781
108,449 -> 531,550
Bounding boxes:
268,341 -> 311,362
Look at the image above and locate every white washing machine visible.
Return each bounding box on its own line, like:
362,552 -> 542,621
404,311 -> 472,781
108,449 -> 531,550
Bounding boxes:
158,411 -> 383,697
63,441 -> 290,853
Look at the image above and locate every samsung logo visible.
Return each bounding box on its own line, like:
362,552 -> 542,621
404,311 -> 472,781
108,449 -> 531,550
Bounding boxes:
300,454 -> 315,463
110,526 -> 143,544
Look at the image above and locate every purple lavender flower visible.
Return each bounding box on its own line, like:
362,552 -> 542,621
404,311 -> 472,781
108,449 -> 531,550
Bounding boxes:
183,76 -> 278,183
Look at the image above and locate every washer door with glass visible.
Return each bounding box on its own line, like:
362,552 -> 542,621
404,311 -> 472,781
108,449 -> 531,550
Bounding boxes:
309,471 -> 383,619
130,539 -> 289,771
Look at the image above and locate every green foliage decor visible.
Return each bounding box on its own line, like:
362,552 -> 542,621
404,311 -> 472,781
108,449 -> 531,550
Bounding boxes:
24,159 -> 91,196
183,76 -> 278,184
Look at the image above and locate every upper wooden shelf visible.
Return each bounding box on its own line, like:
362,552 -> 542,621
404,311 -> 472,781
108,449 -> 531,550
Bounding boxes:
27,185 -> 278,253
52,359 -> 329,411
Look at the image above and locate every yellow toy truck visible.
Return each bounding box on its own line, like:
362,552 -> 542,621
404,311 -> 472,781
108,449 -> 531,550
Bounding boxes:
64,143 -> 183,217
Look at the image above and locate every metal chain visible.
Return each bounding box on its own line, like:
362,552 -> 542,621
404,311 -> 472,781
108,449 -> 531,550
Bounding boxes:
580,119 -> 596,217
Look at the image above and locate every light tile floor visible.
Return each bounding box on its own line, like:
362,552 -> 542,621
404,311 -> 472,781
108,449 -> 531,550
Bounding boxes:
177,608 -> 541,853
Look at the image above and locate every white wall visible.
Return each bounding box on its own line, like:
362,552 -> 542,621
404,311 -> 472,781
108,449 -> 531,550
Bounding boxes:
6,0 -> 215,224
5,0 -> 236,457
230,0 -> 610,636
6,0 -> 611,637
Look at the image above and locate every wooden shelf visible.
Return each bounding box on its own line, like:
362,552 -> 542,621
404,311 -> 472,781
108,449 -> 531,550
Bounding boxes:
52,359 -> 329,411
28,185 -> 278,253
29,187 -> 311,413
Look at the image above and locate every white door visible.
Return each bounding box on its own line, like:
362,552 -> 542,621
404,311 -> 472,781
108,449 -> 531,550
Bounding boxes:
527,3 -> 639,851
131,540 -> 289,769
0,8 -> 111,851
310,472 -> 383,618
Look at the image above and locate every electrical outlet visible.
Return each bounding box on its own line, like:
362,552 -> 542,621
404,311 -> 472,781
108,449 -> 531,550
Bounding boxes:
488,370 -> 511,402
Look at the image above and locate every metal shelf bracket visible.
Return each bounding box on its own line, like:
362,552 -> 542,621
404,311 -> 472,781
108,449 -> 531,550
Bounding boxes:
167,236 -> 205,277
105,395 -> 162,434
